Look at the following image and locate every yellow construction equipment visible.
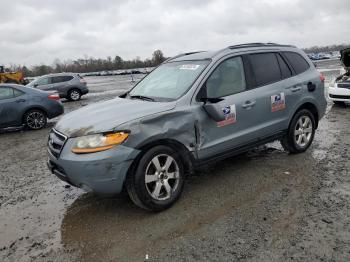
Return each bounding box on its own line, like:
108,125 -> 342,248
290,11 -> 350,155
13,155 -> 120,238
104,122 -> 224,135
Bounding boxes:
0,65 -> 26,84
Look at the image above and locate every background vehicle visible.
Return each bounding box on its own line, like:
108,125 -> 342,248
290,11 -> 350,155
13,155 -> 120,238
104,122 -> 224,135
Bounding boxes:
0,84 -> 63,130
47,43 -> 327,211
0,66 -> 26,84
27,73 -> 89,101
328,47 -> 350,105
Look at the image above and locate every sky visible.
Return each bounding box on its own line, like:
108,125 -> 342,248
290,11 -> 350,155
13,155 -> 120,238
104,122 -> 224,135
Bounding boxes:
1,0 -> 349,67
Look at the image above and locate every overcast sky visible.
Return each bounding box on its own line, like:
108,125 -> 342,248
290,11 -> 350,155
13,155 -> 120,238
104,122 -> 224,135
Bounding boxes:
1,0 -> 349,67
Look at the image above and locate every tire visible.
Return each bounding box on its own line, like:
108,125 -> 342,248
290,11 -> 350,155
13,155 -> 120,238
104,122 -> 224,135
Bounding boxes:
280,109 -> 316,154
68,89 -> 81,101
126,145 -> 185,211
24,109 -> 47,130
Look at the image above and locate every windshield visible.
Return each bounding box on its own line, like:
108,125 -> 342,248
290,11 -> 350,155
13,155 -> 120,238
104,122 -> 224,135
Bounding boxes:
129,60 -> 210,101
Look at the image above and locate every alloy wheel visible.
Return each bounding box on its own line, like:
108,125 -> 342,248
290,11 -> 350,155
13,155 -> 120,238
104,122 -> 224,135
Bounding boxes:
26,111 -> 46,129
144,154 -> 180,201
294,115 -> 313,147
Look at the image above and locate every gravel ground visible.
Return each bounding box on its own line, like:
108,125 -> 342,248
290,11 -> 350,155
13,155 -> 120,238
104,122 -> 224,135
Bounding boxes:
0,66 -> 349,262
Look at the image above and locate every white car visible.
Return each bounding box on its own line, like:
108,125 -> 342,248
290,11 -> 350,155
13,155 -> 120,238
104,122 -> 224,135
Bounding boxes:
328,48 -> 350,105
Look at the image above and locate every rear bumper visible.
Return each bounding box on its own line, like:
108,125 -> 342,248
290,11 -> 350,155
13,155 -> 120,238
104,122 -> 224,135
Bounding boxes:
328,86 -> 350,101
47,102 -> 64,119
81,87 -> 89,95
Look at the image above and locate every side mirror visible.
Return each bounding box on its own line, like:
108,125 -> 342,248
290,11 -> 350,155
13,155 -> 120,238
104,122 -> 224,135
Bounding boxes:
34,83 -> 38,87
197,86 -> 226,122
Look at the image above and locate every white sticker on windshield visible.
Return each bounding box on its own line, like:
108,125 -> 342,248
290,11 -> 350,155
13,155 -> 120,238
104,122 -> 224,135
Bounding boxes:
179,64 -> 200,70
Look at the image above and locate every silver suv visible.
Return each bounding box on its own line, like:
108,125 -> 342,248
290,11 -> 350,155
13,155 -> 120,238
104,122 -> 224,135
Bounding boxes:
47,43 -> 327,211
27,73 -> 89,101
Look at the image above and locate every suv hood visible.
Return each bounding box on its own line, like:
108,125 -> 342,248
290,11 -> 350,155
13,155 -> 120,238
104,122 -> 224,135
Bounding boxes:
55,97 -> 176,137
340,48 -> 350,70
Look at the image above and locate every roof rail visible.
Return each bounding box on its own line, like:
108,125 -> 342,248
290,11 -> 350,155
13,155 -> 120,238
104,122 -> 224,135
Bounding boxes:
228,43 -> 295,49
165,51 -> 205,62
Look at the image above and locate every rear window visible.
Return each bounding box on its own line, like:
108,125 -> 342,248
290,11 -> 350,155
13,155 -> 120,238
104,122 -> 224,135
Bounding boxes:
283,52 -> 310,75
250,53 -> 281,86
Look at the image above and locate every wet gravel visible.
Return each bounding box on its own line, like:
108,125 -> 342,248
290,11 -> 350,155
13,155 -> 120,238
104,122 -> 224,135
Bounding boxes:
0,71 -> 349,261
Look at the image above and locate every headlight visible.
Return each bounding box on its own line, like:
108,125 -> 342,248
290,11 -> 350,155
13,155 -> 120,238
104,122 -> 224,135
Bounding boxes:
72,132 -> 129,154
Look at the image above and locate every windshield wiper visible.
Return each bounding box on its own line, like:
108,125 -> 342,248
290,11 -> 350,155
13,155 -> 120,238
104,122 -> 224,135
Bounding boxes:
130,95 -> 155,101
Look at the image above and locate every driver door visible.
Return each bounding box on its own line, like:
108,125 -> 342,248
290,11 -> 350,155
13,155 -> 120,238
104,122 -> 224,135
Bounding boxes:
196,56 -> 263,159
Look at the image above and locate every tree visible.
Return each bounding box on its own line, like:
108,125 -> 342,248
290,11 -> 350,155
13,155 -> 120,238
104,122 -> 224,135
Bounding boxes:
152,50 -> 165,66
114,55 -> 123,69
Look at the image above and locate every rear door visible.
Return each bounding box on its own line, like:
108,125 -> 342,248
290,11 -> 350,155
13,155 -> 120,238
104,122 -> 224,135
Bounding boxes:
246,52 -> 296,135
51,75 -> 74,95
0,87 -> 26,127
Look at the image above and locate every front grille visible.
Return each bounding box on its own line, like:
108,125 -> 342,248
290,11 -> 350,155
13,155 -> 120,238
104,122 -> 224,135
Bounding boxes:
329,94 -> 350,99
48,129 -> 67,158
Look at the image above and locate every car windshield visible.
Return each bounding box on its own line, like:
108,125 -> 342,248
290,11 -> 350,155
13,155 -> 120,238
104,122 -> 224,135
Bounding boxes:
129,60 -> 210,101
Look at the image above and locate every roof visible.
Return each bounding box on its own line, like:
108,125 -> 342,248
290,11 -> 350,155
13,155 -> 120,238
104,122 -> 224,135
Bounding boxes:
168,43 -> 298,62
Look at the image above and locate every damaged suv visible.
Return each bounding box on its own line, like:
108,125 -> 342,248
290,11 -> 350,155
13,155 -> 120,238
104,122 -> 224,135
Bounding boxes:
47,43 -> 327,211
328,48 -> 350,105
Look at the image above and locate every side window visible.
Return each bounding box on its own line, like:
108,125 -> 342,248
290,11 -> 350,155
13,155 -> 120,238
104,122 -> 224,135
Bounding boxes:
276,54 -> 292,79
283,52 -> 310,75
250,53 -> 281,86
13,88 -> 24,97
206,56 -> 246,98
36,77 -> 51,86
63,76 -> 74,82
52,75 -> 73,83
0,87 -> 14,100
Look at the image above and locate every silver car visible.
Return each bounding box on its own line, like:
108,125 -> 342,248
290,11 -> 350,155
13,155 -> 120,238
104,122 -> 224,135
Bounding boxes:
27,73 -> 89,101
47,43 -> 327,211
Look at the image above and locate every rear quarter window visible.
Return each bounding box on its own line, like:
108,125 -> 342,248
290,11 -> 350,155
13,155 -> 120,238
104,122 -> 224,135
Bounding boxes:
283,52 -> 310,75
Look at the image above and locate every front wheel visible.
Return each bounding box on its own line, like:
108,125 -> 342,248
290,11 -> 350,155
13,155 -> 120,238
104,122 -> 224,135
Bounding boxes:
281,109 -> 316,154
126,145 -> 185,211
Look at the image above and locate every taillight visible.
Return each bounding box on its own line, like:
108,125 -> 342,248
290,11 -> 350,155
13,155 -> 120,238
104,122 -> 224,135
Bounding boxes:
320,73 -> 325,82
48,94 -> 60,101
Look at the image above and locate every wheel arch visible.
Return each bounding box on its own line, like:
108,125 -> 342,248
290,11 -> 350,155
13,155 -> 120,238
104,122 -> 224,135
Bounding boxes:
137,139 -> 195,174
22,106 -> 48,123
68,87 -> 82,93
124,138 -> 195,190
291,102 -> 319,129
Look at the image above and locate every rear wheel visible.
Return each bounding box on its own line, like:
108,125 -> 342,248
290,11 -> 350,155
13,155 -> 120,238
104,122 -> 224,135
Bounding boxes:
281,109 -> 315,154
68,89 -> 81,101
126,145 -> 185,211
24,109 -> 47,130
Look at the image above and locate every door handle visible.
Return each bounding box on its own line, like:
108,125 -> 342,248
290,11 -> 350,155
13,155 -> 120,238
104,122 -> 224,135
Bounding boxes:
290,86 -> 302,92
242,100 -> 256,109
15,99 -> 26,103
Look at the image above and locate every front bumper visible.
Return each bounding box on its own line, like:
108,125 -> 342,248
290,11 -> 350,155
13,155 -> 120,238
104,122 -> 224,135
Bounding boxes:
47,136 -> 140,195
328,86 -> 350,101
